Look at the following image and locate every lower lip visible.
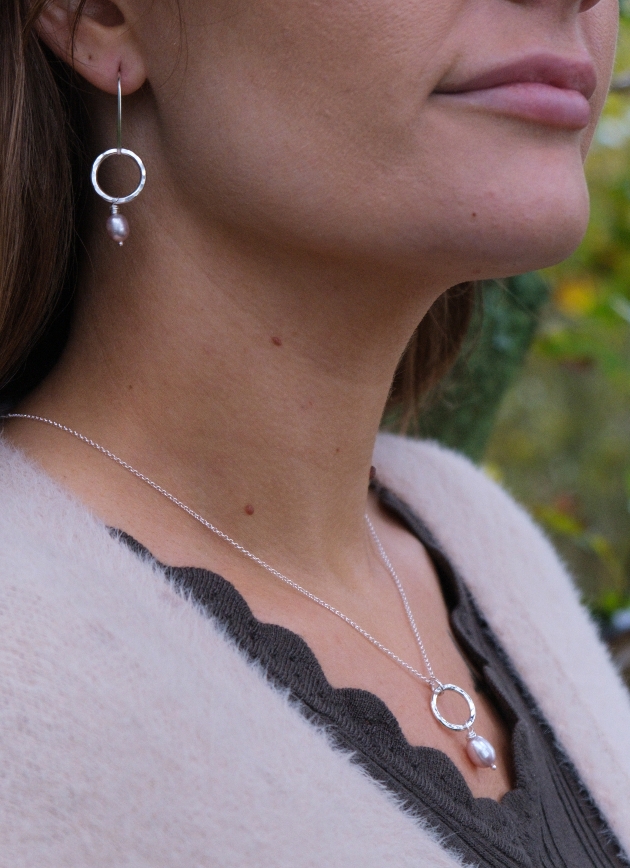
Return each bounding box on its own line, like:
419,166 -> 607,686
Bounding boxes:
433,82 -> 591,130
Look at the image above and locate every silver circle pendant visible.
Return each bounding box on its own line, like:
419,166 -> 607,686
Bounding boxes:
91,148 -> 147,205
430,683 -> 476,732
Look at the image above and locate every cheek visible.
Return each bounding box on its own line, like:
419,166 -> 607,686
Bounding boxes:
150,0 -> 464,214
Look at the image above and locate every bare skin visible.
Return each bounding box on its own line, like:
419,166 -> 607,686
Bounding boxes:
4,0 -> 618,802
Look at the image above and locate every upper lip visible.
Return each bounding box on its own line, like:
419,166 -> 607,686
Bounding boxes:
433,53 -> 597,100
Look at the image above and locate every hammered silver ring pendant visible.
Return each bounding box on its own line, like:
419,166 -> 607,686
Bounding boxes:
431,683 -> 497,769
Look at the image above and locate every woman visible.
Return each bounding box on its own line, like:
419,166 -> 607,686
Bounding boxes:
0,0 -> 628,864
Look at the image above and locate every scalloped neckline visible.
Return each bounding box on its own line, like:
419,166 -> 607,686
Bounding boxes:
112,504 -> 538,862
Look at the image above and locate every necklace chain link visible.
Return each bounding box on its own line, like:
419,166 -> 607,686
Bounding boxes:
3,412 -> 443,689
3,413 -> 503,768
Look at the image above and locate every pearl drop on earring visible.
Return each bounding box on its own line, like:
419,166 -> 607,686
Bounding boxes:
106,206 -> 130,246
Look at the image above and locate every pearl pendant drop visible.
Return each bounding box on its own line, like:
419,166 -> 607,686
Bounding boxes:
106,206 -> 129,246
466,733 -> 497,769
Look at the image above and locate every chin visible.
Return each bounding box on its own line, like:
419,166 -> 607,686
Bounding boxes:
422,153 -> 592,282
486,190 -> 590,278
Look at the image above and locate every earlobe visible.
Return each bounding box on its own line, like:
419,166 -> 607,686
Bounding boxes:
34,0 -> 146,96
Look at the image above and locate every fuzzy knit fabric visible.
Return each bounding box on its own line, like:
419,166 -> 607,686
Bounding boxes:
0,434 -> 629,866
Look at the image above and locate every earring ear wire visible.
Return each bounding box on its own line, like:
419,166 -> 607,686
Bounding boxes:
90,71 -> 147,246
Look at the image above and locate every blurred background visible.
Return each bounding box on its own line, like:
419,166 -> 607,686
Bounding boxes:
414,9 -> 630,685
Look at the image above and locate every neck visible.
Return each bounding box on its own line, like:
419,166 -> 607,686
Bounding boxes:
17,204 -> 446,579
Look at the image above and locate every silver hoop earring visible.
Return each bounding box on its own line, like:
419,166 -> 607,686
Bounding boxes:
91,72 -> 146,246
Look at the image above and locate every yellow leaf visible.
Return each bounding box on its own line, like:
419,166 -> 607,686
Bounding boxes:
554,279 -> 597,317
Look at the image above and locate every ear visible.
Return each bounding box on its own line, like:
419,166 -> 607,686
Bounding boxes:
35,0 -> 146,95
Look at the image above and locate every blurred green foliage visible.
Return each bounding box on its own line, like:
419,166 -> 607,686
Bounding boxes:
482,13 -> 630,619
418,274 -> 550,462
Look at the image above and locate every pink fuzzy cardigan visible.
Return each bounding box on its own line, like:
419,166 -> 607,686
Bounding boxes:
1,433 -> 629,867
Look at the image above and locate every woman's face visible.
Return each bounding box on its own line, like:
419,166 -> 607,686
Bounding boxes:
139,0 -> 619,283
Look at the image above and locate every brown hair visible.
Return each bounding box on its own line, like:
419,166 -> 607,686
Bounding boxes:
0,0 -> 475,419
387,282 -> 476,429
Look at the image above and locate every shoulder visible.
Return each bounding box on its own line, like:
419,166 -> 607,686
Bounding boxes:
374,432 -> 574,607
374,432 -> 548,556
374,431 -> 591,656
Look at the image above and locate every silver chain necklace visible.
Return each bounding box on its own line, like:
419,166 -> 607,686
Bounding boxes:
3,412 -> 497,770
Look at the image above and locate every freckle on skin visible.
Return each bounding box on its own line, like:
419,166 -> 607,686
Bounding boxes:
244,504 -> 255,515
471,212 -> 477,218
271,336 -> 282,346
